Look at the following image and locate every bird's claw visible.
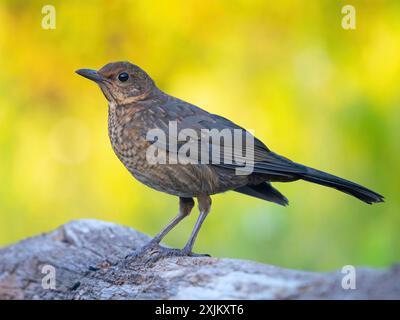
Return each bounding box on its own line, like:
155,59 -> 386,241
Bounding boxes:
126,241 -> 210,264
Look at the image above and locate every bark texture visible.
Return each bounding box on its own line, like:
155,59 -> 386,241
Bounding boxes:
0,219 -> 399,300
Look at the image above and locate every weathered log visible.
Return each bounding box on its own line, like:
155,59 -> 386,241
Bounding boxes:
0,219 -> 398,299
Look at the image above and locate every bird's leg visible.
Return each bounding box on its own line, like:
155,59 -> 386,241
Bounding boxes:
127,197 -> 193,260
181,195 -> 211,256
127,196 -> 211,262
151,197 -> 194,245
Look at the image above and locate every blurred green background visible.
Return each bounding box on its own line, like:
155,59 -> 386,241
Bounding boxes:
0,0 -> 399,271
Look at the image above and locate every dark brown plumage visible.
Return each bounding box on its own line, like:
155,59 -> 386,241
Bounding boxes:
76,61 -> 384,257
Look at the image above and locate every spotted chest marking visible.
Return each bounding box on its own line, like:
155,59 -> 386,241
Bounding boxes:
108,102 -> 149,168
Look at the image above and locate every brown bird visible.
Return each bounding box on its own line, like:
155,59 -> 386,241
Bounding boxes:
76,61 -> 384,257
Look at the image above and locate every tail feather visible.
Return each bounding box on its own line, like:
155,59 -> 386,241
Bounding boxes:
300,167 -> 384,204
234,182 -> 289,206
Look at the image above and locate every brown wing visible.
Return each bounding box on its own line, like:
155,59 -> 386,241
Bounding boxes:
143,97 -> 307,177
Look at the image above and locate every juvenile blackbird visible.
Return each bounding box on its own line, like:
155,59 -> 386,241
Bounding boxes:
76,61 -> 384,257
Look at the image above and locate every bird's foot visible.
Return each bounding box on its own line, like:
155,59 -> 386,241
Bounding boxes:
125,240 -> 210,264
180,245 -> 211,258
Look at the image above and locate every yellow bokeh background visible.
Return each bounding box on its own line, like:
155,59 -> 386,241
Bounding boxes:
0,0 -> 399,271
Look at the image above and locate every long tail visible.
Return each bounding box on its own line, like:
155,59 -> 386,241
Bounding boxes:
300,167 -> 384,204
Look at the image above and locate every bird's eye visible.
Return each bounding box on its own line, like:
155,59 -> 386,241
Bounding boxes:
118,72 -> 129,82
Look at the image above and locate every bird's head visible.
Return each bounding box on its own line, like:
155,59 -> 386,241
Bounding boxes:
76,61 -> 155,105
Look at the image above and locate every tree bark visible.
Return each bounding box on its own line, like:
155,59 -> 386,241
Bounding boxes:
0,219 -> 399,300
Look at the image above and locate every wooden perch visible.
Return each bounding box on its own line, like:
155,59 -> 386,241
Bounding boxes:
0,219 -> 399,299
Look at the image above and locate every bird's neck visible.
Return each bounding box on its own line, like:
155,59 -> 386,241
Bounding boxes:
108,101 -> 144,122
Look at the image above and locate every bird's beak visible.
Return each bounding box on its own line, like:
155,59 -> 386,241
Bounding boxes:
75,69 -> 104,83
